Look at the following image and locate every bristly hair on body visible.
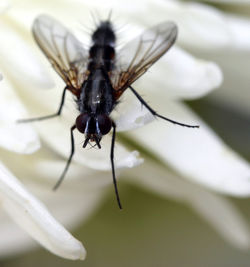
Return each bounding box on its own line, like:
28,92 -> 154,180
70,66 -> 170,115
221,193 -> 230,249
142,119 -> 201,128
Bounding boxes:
17,14 -> 199,209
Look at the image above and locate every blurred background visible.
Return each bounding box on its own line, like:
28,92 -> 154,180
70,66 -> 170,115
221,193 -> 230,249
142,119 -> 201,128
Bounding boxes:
1,0 -> 250,266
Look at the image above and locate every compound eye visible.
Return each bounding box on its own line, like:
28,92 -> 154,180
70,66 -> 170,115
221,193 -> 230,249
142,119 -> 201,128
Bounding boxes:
97,114 -> 112,135
76,113 -> 89,133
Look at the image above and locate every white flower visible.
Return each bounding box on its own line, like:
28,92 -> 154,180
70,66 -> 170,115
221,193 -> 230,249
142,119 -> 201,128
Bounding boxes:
0,79 -> 85,259
0,3 -> 86,260
0,162 -> 86,260
0,21 -> 86,260
1,0 -> 250,261
154,0 -> 250,115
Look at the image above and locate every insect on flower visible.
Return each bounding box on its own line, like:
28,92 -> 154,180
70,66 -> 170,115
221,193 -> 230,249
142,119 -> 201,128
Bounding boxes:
18,15 -> 199,209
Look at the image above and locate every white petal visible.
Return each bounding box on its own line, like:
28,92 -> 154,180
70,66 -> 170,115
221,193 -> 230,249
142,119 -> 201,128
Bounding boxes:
127,100 -> 250,196
134,46 -> 222,100
28,180 -> 105,230
1,143 -> 136,192
0,0 -> 9,13
0,213 -> 38,257
176,2 -> 250,50
174,2 -> 250,50
124,0 -> 250,50
222,15 -> 250,50
0,163 -> 86,260
0,20 -> 54,89
38,120 -> 142,170
125,161 -> 250,249
0,182 -> 104,258
0,77 -> 40,154
64,0 -> 142,13
114,90 -> 155,132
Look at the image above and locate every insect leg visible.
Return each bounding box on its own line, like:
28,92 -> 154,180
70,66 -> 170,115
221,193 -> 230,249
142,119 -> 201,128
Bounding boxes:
17,86 -> 68,123
53,125 -> 76,190
110,122 -> 122,209
129,86 -> 199,128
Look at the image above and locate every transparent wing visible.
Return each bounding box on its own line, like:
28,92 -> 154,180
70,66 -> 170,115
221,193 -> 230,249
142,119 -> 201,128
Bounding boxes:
32,15 -> 89,90
112,22 -> 177,98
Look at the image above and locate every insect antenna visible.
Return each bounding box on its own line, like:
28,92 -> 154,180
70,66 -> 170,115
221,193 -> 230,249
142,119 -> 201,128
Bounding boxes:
83,136 -> 90,148
94,136 -> 101,149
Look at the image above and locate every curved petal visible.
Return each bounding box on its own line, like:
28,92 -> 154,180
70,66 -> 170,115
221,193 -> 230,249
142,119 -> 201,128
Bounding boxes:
125,160 -> 250,249
38,123 -> 142,171
0,162 -> 86,260
0,181 -> 104,258
114,90 -> 155,132
121,0 -> 250,51
29,182 -> 105,228
0,213 -> 38,258
127,100 -> 250,197
1,143 -> 137,192
134,46 -> 222,100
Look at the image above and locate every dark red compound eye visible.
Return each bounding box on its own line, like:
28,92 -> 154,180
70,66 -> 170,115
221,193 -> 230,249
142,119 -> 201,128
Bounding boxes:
75,113 -> 89,133
97,114 -> 112,135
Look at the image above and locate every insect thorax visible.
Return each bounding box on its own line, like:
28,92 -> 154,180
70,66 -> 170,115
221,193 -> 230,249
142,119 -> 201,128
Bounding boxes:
78,69 -> 115,115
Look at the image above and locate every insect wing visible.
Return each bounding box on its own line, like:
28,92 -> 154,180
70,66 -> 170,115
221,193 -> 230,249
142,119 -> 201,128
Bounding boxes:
32,15 -> 89,89
113,22 -> 177,97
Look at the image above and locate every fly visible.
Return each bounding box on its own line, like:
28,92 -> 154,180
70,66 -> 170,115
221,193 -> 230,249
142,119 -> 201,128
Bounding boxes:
18,15 -> 199,209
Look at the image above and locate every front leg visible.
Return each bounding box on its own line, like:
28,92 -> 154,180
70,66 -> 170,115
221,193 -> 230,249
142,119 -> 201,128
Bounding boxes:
53,125 -> 76,190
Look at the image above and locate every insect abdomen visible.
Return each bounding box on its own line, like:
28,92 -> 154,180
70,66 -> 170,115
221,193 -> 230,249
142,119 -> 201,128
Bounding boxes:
88,21 -> 115,72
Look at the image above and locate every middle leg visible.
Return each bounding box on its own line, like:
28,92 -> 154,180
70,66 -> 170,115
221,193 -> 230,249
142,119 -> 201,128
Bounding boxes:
17,86 -> 68,123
